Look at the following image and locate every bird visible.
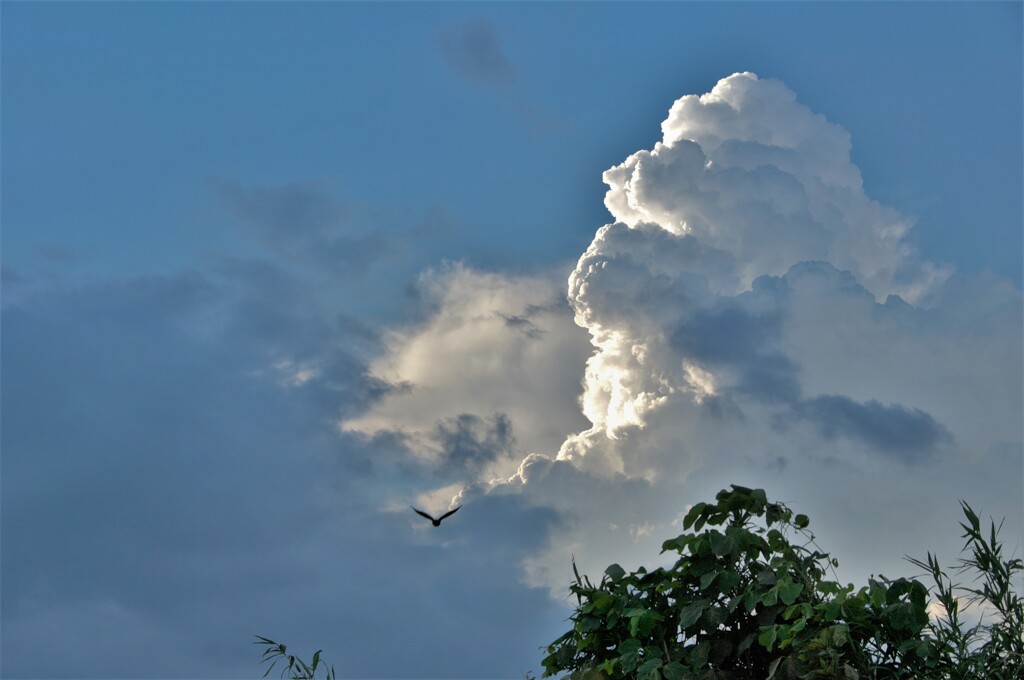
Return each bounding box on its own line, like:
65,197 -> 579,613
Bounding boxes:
411,505 -> 461,527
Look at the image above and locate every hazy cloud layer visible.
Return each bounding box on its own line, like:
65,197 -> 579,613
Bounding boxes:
1,264 -> 568,677
217,181 -> 389,276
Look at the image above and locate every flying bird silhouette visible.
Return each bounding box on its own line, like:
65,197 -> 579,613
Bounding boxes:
411,505 -> 461,527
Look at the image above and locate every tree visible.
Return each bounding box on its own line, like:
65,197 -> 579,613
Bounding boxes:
541,485 -> 1022,679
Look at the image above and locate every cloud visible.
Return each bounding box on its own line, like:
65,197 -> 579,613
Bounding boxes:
217,181 -> 388,276
440,20 -> 516,86
602,72 -> 949,303
343,262 -> 593,474
5,72 -> 1019,677
35,243 -> 81,263
350,73 -> 1021,599
436,412 -> 516,478
1,273 -> 337,676
794,395 -> 951,460
1,263 -> 573,677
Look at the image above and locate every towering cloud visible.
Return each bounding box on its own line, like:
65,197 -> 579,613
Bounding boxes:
346,73 -> 1022,595
603,72 -> 947,302
562,73 -> 954,464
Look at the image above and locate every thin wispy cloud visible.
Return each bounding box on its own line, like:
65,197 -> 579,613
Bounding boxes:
440,19 -> 517,86
217,181 -> 389,276
35,243 -> 81,264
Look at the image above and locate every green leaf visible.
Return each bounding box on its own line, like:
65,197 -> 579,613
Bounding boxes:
794,514 -> 810,529
699,570 -> 720,590
961,501 -> 981,533
604,563 -> 626,581
662,661 -> 688,680
869,580 -> 886,608
679,600 -> 707,628
909,579 -> 928,611
605,610 -> 619,629
617,639 -> 643,673
737,632 -> 757,654
618,638 -> 642,654
717,570 -> 741,592
690,641 -> 710,667
709,531 -> 739,558
636,658 -> 663,680
759,625 -> 778,651
661,536 -> 685,553
779,581 -> 804,606
701,605 -> 728,629
888,601 -> 920,631
683,503 -> 707,530
830,624 -> 849,647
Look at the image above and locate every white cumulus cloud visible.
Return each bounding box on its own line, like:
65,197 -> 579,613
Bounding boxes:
343,263 -> 592,480
346,72 -> 1022,598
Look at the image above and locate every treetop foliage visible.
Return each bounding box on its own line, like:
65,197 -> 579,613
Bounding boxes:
541,485 -> 1023,680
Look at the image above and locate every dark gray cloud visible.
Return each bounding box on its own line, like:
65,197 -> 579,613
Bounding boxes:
794,395 -> 952,461
303,493 -> 567,679
440,20 -> 516,86
497,311 -> 544,338
671,301 -> 802,404
437,412 -> 516,477
665,262 -> 954,461
1,264 -> 572,678
2,275 -> 335,676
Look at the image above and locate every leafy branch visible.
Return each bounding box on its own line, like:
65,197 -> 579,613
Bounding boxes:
254,635 -> 336,680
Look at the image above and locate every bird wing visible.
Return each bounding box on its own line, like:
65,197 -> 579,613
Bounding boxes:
411,507 -> 436,522
438,505 -> 462,521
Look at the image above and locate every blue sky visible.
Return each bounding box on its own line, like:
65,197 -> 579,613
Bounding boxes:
2,3 -> 1021,678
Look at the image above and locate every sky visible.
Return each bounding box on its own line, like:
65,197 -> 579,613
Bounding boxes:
1,2 -> 1021,678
